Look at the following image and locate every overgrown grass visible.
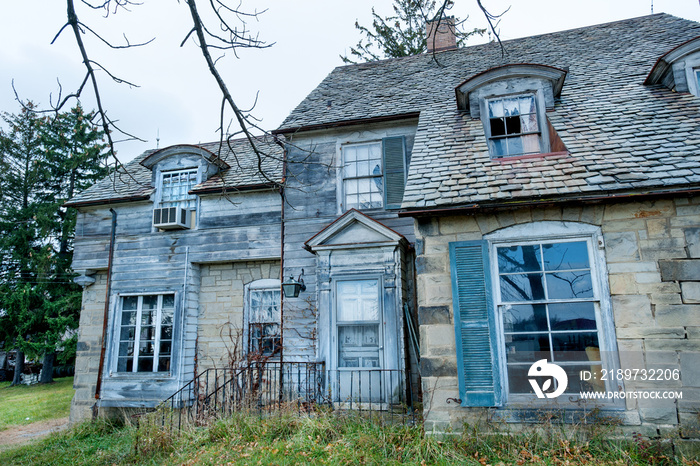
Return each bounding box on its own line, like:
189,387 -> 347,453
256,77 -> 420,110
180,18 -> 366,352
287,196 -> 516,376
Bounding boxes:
2,409 -> 699,465
0,418 -> 135,466
0,376 -> 74,430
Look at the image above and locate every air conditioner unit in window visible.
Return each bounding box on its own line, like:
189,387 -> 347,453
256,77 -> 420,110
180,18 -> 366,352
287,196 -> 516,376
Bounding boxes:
153,206 -> 191,230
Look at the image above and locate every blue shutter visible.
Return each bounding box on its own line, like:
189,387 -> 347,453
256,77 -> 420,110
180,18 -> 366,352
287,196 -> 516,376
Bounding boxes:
449,240 -> 503,407
382,136 -> 406,209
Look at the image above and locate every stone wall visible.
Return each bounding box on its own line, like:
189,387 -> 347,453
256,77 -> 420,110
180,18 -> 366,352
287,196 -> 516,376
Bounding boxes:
70,272 -> 107,424
197,260 -> 280,372
416,197 -> 700,436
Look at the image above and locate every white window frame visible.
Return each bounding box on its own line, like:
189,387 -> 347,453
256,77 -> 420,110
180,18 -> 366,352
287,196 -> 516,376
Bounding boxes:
114,293 -> 175,375
340,141 -> 384,211
158,168 -> 198,209
483,93 -> 545,159
335,278 -> 383,370
243,279 -> 281,357
485,222 -> 621,404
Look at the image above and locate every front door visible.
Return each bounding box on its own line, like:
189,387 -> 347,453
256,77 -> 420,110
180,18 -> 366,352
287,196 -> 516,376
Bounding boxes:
334,278 -> 395,404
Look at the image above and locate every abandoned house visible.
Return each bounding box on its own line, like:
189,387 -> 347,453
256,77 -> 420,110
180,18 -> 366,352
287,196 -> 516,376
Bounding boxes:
68,13 -> 700,437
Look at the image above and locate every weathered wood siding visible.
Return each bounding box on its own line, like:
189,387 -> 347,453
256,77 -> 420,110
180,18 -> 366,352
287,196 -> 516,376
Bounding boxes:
72,188 -> 281,407
282,121 -> 418,362
72,119 -> 420,407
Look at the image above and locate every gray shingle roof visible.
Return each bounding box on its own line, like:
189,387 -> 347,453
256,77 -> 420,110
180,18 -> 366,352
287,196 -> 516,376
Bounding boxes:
66,136 -> 283,207
279,14 -> 700,209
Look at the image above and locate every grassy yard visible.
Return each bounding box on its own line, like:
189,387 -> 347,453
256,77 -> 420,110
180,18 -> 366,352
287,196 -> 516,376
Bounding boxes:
0,377 -> 74,430
1,409 -> 699,465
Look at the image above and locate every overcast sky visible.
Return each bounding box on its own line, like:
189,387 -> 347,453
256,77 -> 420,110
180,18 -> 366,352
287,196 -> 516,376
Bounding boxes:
1,1 -> 699,163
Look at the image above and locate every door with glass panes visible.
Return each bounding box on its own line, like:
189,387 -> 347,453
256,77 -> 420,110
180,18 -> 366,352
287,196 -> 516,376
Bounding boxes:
334,279 -> 390,403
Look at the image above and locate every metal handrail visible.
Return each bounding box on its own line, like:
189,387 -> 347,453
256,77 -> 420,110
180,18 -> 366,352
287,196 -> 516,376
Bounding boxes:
151,361 -> 418,433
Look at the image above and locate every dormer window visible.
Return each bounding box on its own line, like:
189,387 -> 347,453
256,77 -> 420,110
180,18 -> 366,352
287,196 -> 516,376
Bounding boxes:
161,169 -> 198,208
455,64 -> 568,160
139,145 -> 231,231
153,168 -> 198,229
646,36 -> 700,97
487,94 -> 542,158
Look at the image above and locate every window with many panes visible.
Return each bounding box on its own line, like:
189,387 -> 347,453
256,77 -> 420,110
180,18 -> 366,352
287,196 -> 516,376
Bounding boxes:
336,280 -> 381,368
247,287 -> 281,356
494,240 -> 603,395
486,94 -> 542,158
342,143 -> 383,210
160,169 -> 198,208
117,294 -> 174,373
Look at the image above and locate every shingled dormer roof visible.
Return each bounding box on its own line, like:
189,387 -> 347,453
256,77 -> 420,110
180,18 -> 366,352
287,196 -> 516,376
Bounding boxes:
278,13 -> 700,210
66,136 -> 283,207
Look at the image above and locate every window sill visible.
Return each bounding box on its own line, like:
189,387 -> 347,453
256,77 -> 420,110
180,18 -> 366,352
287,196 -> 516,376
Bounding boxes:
493,151 -> 569,163
342,206 -> 387,214
109,371 -> 174,381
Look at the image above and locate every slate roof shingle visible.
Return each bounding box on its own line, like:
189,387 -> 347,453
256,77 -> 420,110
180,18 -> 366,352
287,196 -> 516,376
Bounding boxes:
66,137 -> 283,207
278,13 -> 700,209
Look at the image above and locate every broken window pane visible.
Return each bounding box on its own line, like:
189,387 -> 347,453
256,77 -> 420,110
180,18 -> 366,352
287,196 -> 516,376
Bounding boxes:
505,115 -> 521,134
488,99 -> 504,118
487,94 -> 541,158
503,98 -> 520,116
490,117 -> 506,137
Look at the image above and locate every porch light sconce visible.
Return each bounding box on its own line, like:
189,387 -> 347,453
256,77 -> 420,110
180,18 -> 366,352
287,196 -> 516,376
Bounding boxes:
282,269 -> 306,298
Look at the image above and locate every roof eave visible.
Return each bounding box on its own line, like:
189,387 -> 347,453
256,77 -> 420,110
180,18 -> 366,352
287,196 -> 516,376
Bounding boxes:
455,63 -> 568,111
190,182 -> 280,195
398,185 -> 700,218
273,112 -> 421,135
64,194 -> 152,208
140,144 -> 231,170
645,35 -> 700,85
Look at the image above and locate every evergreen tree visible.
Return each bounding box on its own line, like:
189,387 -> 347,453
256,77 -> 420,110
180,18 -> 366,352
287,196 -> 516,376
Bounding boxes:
0,103 -> 107,384
341,0 -> 484,64
0,103 -> 45,385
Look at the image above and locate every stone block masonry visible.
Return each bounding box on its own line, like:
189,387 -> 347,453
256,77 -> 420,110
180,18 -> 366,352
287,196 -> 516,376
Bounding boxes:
70,272 -> 107,424
416,197 -> 700,436
197,260 -> 280,372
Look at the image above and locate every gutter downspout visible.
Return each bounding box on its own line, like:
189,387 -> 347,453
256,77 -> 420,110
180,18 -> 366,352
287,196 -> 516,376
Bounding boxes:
276,137 -> 287,401
279,186 -> 285,364
179,246 -> 189,398
93,208 -> 117,417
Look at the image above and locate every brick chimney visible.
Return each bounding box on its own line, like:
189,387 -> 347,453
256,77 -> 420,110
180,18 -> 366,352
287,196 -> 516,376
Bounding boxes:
426,16 -> 457,53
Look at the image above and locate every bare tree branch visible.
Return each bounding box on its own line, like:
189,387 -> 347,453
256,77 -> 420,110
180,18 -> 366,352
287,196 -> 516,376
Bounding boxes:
79,21 -> 154,49
475,0 -> 508,56
185,0 -> 278,186
29,0 -> 148,189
